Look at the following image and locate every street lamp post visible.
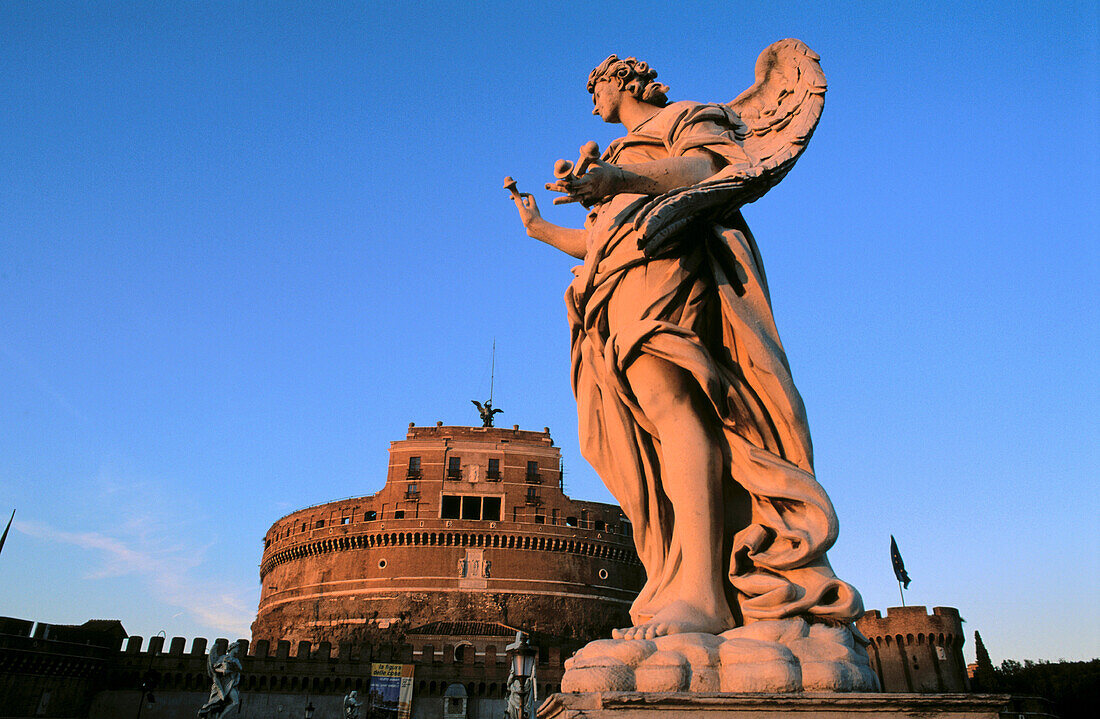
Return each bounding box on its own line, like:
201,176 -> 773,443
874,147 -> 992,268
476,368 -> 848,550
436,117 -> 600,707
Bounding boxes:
135,630 -> 166,719
507,631 -> 537,680
505,632 -> 538,719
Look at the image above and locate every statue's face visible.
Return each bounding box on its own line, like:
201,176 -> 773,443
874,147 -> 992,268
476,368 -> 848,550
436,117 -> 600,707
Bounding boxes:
591,77 -> 623,123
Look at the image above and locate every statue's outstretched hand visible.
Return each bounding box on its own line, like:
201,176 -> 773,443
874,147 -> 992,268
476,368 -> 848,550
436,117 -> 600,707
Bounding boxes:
511,192 -> 543,234
504,175 -> 587,258
546,159 -> 625,207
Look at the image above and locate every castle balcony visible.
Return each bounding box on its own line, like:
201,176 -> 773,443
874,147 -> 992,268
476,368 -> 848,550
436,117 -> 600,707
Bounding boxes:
525,472 -> 542,484
404,489 -> 421,501
486,469 -> 502,481
405,469 -> 421,479
445,469 -> 462,481
525,491 -> 542,506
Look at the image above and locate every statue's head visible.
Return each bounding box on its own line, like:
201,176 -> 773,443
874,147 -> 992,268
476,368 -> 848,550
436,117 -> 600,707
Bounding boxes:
587,55 -> 670,114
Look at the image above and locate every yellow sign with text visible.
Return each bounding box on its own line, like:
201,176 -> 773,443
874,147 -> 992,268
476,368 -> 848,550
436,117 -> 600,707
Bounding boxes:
370,663 -> 415,719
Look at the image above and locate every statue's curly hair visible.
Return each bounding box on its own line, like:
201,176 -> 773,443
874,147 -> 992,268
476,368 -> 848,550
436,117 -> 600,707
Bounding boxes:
587,55 -> 670,107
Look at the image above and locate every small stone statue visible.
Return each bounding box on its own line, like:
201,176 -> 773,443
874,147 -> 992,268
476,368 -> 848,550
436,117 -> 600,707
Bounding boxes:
343,690 -> 363,719
503,667 -> 532,719
197,641 -> 241,718
471,399 -> 502,427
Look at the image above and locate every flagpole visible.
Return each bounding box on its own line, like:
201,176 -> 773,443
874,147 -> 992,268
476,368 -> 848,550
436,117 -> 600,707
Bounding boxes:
0,508 -> 14,559
898,579 -> 905,607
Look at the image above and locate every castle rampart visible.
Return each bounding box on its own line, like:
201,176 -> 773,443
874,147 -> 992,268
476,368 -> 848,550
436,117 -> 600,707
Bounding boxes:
856,605 -> 969,693
1,620 -> 571,719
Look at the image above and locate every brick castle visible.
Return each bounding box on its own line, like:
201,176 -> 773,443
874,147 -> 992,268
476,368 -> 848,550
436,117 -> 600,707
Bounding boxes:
252,422 -> 644,648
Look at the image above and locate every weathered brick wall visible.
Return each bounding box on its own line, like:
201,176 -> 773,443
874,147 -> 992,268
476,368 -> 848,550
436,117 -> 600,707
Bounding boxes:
83,634 -> 563,719
856,606 -> 969,692
0,623 -> 117,718
253,425 -> 644,647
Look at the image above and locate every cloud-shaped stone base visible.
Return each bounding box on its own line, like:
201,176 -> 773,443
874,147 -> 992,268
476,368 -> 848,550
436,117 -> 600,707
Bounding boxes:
561,618 -> 880,693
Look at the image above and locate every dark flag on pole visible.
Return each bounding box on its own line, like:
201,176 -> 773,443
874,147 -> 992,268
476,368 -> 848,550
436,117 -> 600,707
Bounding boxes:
0,509 -> 14,558
890,535 -> 911,589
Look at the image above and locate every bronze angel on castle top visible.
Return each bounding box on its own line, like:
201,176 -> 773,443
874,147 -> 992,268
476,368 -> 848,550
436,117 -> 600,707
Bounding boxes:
507,40 -> 880,693
471,398 -> 502,427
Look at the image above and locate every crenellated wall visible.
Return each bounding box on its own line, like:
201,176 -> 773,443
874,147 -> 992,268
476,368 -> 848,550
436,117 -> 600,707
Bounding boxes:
1,623 -> 571,719
105,632 -> 567,698
856,606 -> 969,693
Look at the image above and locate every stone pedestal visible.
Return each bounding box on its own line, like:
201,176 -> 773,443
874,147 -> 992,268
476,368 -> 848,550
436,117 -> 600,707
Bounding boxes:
537,692 -> 1012,719
561,622 -> 879,693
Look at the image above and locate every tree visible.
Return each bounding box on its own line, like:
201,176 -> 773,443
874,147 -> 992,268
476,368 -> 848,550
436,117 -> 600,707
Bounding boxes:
996,658 -> 1099,719
972,631 -> 998,691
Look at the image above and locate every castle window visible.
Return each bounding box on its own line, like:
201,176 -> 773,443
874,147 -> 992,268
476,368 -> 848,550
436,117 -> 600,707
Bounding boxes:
341,517 -> 351,525
440,494 -> 501,521
405,482 -> 420,501
394,510 -> 405,519
461,496 -> 482,520
525,487 -> 541,505
566,516 -> 578,527
315,519 -> 325,529
552,509 -> 559,525
365,511 -> 377,521
534,514 -> 545,524
407,456 -> 421,478
441,495 -> 461,520
487,458 -> 501,480
595,520 -> 605,531
447,456 -> 462,480
526,461 -> 541,483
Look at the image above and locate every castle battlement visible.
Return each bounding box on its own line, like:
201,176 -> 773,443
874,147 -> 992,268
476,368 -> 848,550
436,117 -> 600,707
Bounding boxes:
1,619 -> 568,711
858,605 -> 964,644
855,606 -> 969,693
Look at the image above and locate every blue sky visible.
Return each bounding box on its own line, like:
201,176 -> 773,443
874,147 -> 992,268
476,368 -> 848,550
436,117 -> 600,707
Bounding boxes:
1,2 -> 1097,664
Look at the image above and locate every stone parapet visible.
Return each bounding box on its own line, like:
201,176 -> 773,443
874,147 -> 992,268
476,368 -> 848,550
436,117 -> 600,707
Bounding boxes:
537,692 -> 1013,719
858,606 -> 963,638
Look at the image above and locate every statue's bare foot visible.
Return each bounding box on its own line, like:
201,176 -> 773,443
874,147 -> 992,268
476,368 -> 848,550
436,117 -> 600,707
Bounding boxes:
612,600 -> 732,640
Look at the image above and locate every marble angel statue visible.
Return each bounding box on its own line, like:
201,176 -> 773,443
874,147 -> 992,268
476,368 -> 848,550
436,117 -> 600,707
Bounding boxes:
507,40 -> 879,692
197,640 -> 242,717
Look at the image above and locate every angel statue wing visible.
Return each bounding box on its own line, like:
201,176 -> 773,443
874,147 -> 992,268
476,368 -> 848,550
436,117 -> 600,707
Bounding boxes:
634,38 -> 827,256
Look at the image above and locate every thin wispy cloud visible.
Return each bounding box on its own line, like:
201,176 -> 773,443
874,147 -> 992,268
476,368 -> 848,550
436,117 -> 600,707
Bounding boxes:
16,518 -> 253,637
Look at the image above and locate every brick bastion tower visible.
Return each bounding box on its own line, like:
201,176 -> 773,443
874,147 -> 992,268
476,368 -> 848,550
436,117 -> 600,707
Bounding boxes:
252,423 -> 644,649
856,605 -> 970,692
